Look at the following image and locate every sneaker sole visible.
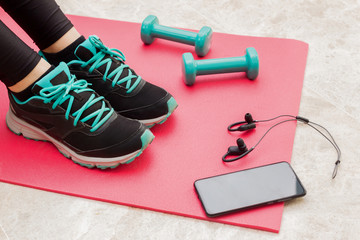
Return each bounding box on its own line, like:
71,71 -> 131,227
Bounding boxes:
139,97 -> 178,127
6,110 -> 154,169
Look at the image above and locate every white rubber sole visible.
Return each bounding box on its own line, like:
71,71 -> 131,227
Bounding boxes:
140,114 -> 168,126
6,110 -> 154,169
138,97 -> 178,127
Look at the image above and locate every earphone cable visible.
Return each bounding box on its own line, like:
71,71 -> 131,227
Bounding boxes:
255,114 -> 297,123
252,119 -> 298,149
247,116 -> 341,178
307,121 -> 341,179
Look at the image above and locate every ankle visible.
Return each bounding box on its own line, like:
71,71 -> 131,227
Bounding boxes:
9,66 -> 55,102
42,28 -> 82,53
41,35 -> 86,66
8,59 -> 51,93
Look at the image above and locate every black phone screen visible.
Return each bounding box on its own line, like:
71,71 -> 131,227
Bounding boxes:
194,162 -> 306,217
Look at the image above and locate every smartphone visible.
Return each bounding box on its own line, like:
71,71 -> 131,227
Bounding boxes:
194,161 -> 306,217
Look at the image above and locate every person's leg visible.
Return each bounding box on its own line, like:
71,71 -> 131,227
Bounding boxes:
0,0 -> 84,65
41,27 -> 81,54
0,20 -> 51,96
1,0 -> 177,126
8,58 -> 51,93
0,0 -> 79,50
0,3 -> 153,168
0,21 -> 152,169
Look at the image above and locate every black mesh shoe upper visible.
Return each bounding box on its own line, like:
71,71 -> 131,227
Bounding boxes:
8,62 -> 146,158
67,35 -> 173,121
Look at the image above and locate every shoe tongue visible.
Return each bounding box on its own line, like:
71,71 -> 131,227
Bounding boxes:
31,62 -> 108,128
74,36 -> 137,89
32,62 -> 71,95
74,38 -> 97,61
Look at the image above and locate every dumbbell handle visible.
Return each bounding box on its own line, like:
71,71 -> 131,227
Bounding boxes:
151,24 -> 197,46
195,56 -> 247,75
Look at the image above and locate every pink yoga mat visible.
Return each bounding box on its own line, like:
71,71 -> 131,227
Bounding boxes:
0,10 -> 308,232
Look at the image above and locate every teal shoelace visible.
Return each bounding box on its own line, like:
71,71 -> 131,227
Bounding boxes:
69,35 -> 142,94
14,75 -> 114,132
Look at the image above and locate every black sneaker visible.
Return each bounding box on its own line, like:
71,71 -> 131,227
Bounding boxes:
65,35 -> 178,127
6,62 -> 154,169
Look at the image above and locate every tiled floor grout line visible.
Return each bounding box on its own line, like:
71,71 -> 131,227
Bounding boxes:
0,223 -> 10,240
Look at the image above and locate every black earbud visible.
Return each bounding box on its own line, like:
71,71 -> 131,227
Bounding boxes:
222,138 -> 254,162
245,113 -> 254,124
228,113 -> 257,132
227,138 -> 248,155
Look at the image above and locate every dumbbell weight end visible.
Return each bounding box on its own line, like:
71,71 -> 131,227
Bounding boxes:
141,15 -> 159,44
182,52 -> 197,86
195,26 -> 213,57
245,47 -> 259,80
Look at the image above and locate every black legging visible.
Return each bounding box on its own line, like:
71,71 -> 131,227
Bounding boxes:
0,0 -> 73,87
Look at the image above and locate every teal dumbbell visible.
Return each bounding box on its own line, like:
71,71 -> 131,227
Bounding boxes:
182,47 -> 259,86
141,15 -> 212,57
